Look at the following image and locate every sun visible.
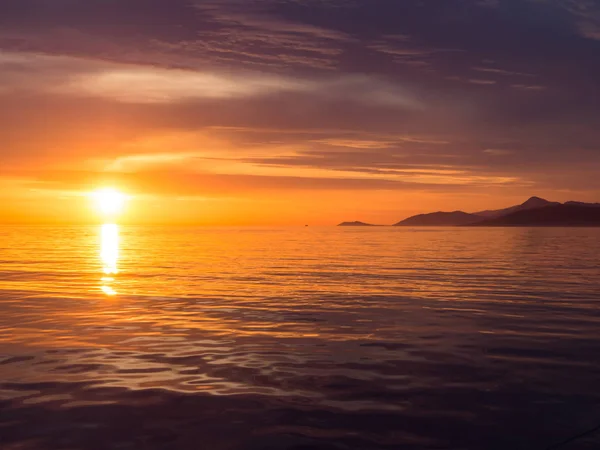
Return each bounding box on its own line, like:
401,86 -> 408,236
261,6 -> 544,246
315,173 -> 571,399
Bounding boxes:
92,188 -> 127,216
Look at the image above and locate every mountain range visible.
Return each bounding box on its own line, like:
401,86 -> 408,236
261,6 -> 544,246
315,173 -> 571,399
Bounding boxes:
473,196 -> 560,218
338,197 -> 600,227
338,221 -> 377,227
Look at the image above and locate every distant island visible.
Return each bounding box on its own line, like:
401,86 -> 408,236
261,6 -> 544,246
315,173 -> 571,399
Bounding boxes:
469,203 -> 600,227
338,197 -> 600,227
338,221 -> 377,227
394,211 -> 478,226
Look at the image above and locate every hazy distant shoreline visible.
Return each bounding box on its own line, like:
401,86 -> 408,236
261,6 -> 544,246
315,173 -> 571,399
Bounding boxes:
339,196 -> 600,227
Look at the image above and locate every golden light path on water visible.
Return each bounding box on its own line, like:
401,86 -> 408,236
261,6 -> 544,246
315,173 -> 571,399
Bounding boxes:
100,223 -> 119,296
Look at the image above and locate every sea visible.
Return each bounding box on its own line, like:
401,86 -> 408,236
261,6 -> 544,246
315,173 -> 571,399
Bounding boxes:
1,225 -> 600,450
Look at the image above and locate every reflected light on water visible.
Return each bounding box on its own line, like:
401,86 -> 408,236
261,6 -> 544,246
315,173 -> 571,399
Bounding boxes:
2,226 -> 600,450
100,285 -> 117,296
100,224 -> 119,296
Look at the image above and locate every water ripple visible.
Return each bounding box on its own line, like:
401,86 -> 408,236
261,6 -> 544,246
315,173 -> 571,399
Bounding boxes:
1,226 -> 600,449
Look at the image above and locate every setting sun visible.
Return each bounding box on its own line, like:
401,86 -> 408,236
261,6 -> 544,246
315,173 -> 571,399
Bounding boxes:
92,188 -> 127,216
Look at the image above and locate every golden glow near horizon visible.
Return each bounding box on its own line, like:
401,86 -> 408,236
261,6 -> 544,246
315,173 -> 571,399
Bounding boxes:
92,188 -> 127,217
100,223 -> 119,296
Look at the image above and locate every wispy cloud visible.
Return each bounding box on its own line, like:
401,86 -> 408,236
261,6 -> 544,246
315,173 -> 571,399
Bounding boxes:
61,67 -> 310,102
0,51 -> 426,110
483,149 -> 514,156
472,66 -> 535,77
553,0 -> 600,40
368,37 -> 462,68
577,19 -> 600,39
510,83 -> 546,90
188,1 -> 351,69
468,79 -> 497,85
312,139 -> 396,149
240,151 -> 521,187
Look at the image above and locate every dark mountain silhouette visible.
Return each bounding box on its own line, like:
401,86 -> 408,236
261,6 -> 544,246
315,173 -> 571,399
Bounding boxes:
474,196 -> 559,218
469,204 -> 600,227
394,211 -> 480,226
339,197 -> 600,227
565,201 -> 600,208
338,221 -> 376,227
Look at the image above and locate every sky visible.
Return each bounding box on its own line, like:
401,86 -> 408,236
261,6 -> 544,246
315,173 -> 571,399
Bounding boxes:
1,0 -> 599,225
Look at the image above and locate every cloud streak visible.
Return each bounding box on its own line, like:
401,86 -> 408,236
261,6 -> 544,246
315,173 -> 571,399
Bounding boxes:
0,51 -> 427,111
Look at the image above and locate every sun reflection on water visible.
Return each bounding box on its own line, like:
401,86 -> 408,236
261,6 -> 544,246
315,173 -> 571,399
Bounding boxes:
100,224 -> 119,296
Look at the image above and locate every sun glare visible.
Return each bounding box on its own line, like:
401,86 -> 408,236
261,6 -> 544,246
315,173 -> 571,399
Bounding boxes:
92,188 -> 127,216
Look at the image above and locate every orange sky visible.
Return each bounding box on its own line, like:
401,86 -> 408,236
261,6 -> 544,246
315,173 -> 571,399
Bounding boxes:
1,1 -> 600,225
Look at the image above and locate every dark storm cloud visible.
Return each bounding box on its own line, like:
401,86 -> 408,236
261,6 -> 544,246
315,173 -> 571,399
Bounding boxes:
0,0 -> 599,196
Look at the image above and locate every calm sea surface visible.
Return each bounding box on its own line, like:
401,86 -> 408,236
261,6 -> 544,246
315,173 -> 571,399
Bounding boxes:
1,226 -> 600,450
